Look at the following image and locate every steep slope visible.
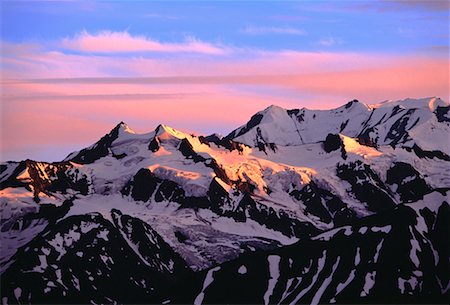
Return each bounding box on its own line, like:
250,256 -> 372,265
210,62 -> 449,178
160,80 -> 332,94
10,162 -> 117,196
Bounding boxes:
179,192 -> 449,305
1,211 -> 193,304
226,101 -> 370,147
226,97 -> 450,156
1,97 -> 449,304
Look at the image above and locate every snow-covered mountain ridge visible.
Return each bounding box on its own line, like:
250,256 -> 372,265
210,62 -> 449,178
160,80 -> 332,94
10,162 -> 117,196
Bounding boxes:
1,97 -> 449,304
227,97 -> 449,155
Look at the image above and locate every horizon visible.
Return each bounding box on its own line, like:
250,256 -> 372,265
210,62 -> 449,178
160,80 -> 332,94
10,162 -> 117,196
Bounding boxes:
2,96 -> 447,163
1,2 -> 450,302
1,0 -> 449,162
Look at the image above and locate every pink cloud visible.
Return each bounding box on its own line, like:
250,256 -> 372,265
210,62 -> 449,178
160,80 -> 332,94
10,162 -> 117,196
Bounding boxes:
1,42 -> 427,79
61,30 -> 227,54
2,40 -> 449,161
5,55 -> 446,103
1,90 -> 286,161
275,57 -> 449,102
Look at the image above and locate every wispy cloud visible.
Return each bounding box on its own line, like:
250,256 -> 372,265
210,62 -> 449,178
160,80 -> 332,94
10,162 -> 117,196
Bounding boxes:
378,0 -> 449,12
317,37 -> 343,47
344,0 -> 449,12
61,30 -> 227,54
423,45 -> 449,53
242,26 -> 307,36
2,37 -> 448,161
396,27 -> 416,38
4,39 -> 447,103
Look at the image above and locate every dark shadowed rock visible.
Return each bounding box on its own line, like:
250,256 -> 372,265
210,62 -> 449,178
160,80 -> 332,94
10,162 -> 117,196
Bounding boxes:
337,161 -> 396,212
405,144 -> 450,161
148,136 -> 161,152
122,168 -> 159,202
69,122 -> 126,164
174,201 -> 449,305
323,133 -> 343,153
385,109 -> 415,146
345,99 -> 360,109
154,180 -> 185,203
290,181 -> 351,225
435,106 -> 450,123
0,161 -> 89,202
207,178 -> 245,222
204,134 -> 221,143
225,113 -> 263,139
287,108 -> 305,123
1,212 -> 194,305
0,161 -> 29,190
386,162 -> 432,202
206,159 -> 232,185
122,168 -> 188,204
178,138 -> 207,163
213,138 -> 247,154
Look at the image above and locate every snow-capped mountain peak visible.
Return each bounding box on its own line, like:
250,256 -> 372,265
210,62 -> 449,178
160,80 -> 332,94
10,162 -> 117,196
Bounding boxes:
336,99 -> 370,111
226,97 -> 450,156
1,97 -> 449,305
154,123 -> 191,140
262,104 -> 287,114
372,96 -> 448,111
116,121 -> 135,135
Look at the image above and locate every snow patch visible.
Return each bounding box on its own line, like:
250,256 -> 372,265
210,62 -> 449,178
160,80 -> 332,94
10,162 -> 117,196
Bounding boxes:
358,226 -> 368,234
354,247 -> 361,266
289,251 -> 327,305
263,255 -> 281,305
194,266 -> 221,305
371,225 -> 391,234
13,288 -> 21,302
398,276 -> 419,294
336,269 -> 356,296
360,271 -> 376,297
374,239 -> 384,263
311,256 -> 341,305
409,227 -> 421,268
313,226 -> 352,241
238,265 -> 247,275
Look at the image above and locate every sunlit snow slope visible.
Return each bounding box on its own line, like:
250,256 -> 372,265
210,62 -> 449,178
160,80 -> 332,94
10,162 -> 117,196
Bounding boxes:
1,97 -> 449,304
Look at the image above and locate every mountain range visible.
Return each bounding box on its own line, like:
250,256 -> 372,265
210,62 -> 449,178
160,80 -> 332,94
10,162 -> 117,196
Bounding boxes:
1,97 -> 449,304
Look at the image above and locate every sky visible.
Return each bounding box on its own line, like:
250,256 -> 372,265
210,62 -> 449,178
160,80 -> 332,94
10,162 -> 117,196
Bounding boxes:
1,0 -> 449,162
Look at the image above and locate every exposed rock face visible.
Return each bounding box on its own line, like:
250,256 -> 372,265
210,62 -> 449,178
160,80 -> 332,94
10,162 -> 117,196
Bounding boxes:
0,160 -> 89,202
148,136 -> 161,152
290,181 -> 353,225
227,97 -> 449,152
386,162 -> 432,202
435,105 -> 450,122
1,212 -> 193,305
225,113 -> 263,139
1,97 -> 449,304
176,200 -> 449,305
337,161 -> 396,213
323,133 -> 343,153
67,122 -> 126,164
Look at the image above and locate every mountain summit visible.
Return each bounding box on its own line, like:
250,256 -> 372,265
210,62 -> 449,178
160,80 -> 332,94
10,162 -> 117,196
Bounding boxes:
227,97 -> 449,154
1,97 -> 449,304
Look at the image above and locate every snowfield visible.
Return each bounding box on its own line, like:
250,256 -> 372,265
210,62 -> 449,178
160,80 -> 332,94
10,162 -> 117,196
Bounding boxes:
1,97 -> 449,304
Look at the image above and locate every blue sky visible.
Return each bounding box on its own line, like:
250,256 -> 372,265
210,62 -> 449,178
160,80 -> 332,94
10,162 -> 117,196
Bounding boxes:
1,0 -> 449,161
2,0 -> 448,54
